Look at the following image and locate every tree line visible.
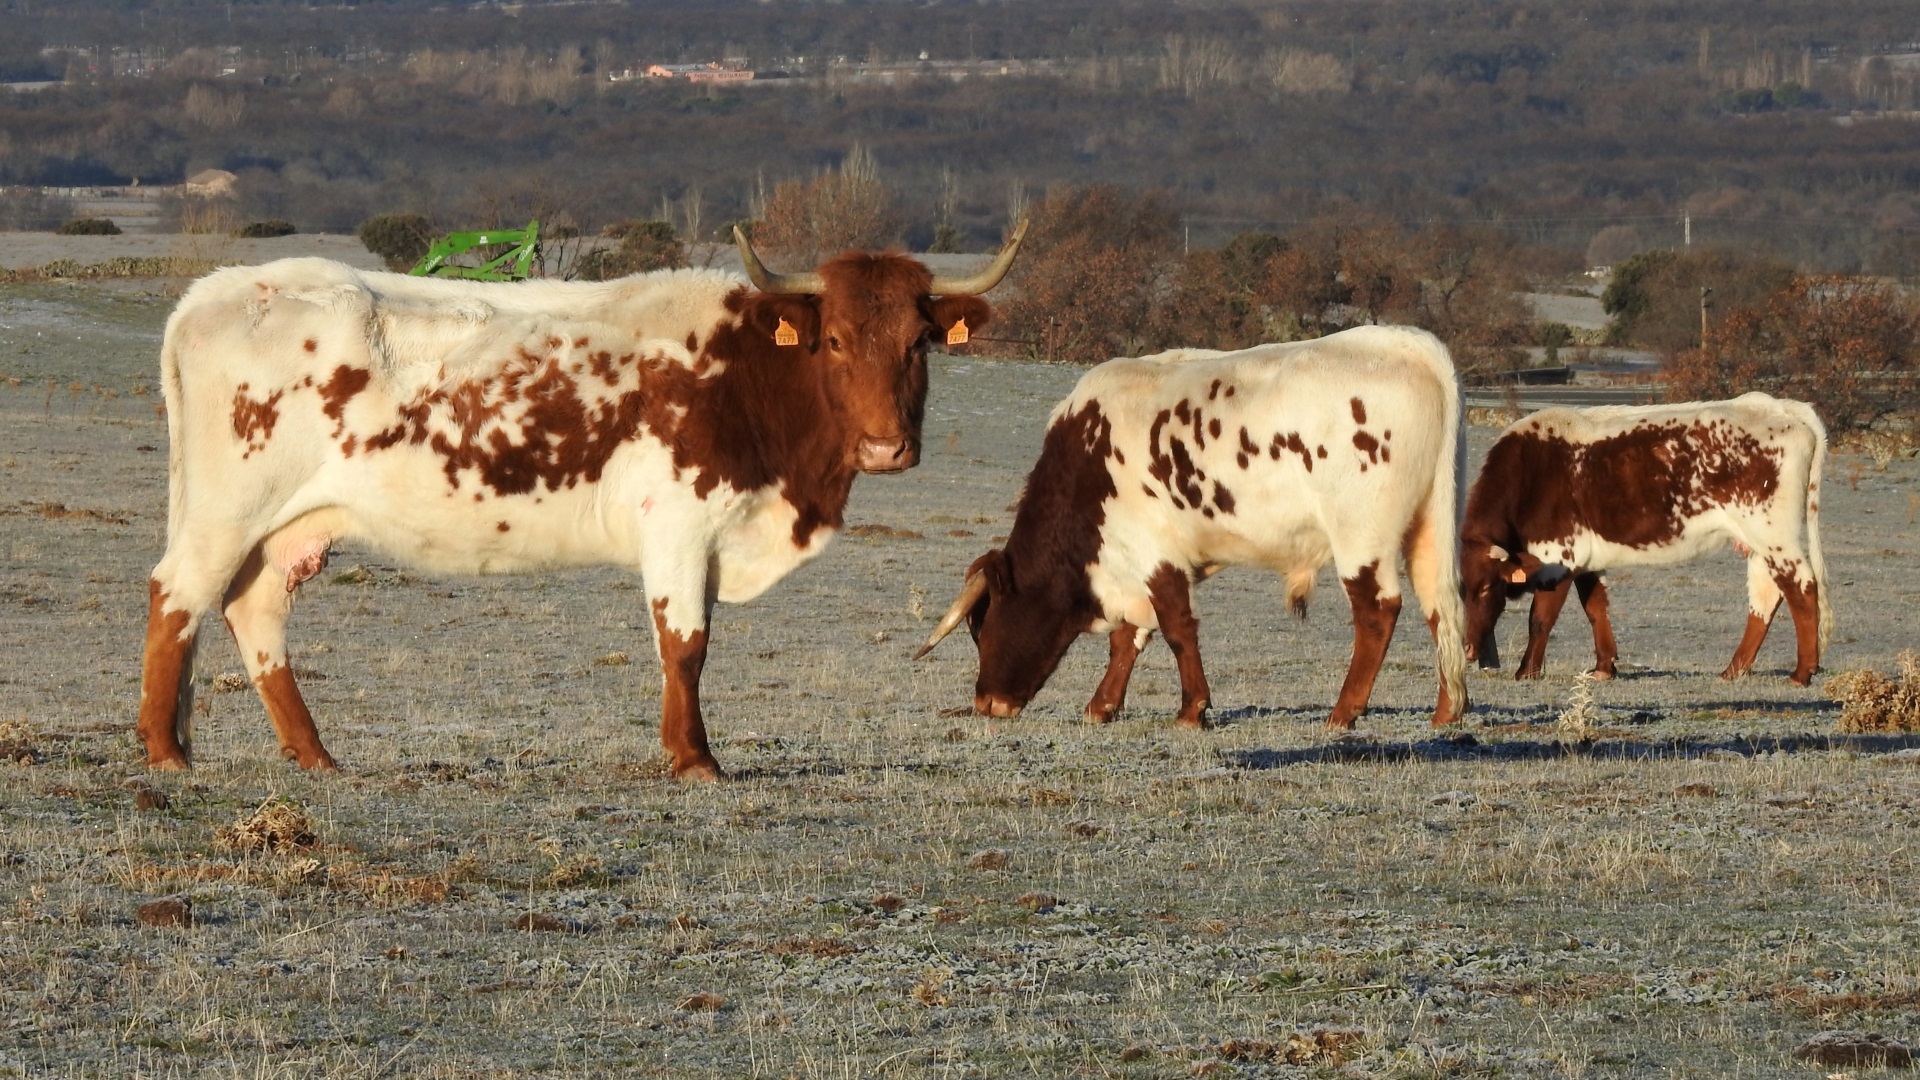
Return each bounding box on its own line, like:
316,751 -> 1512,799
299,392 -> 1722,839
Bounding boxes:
5,0 -> 1920,273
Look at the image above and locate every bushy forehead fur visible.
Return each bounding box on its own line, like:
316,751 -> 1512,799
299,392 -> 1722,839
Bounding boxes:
815,252 -> 937,341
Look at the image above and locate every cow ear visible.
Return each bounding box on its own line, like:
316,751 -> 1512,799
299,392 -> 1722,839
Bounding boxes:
968,548 -> 1012,595
930,296 -> 992,342
744,295 -> 821,351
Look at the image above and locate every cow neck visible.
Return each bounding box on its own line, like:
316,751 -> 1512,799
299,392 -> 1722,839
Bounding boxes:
1001,400 -> 1117,611
668,307 -> 855,547
1468,427 -> 1573,550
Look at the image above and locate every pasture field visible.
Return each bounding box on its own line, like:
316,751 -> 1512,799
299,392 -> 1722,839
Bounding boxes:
2,279 -> 1919,1078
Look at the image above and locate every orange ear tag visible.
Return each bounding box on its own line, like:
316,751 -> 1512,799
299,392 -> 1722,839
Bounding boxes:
774,318 -> 800,346
945,317 -> 970,346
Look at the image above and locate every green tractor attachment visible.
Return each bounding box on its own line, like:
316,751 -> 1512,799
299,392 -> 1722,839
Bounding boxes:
408,220 -> 541,281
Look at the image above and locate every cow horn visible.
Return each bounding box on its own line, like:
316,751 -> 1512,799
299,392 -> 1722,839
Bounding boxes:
913,570 -> 988,659
927,219 -> 1029,296
1486,545 -> 1510,562
734,226 -> 826,295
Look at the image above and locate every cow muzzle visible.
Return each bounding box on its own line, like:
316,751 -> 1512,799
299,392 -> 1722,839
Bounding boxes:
1469,632 -> 1501,669
857,436 -> 917,473
975,692 -> 1024,719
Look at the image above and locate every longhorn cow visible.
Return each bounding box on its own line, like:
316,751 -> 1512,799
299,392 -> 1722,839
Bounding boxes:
919,326 -> 1468,731
138,226 -> 1024,780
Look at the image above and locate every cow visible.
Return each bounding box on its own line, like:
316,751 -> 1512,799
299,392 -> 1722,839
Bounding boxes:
137,225 -> 1025,781
1459,393 -> 1831,685
916,326 -> 1468,732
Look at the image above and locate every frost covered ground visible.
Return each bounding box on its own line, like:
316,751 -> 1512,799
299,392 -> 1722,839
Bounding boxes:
1,279 -> 1918,1077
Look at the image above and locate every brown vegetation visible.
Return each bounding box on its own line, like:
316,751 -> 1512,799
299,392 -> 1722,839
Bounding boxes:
1827,651 -> 1920,733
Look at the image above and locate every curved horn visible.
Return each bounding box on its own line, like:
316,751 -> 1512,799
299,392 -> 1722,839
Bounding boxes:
734,226 -> 826,295
1486,545 -> 1510,562
913,571 -> 988,660
928,218 -> 1029,296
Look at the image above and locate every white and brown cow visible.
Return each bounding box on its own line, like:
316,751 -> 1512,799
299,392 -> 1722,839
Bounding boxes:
138,228 -> 1024,780
1460,393 -> 1831,684
918,326 -> 1468,731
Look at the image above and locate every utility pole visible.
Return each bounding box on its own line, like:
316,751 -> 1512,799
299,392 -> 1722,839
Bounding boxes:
1683,212 -> 1691,248
1699,286 -> 1713,345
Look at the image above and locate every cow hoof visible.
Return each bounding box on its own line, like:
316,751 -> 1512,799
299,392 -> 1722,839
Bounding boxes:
674,762 -> 725,783
1788,671 -> 1815,688
1082,708 -> 1118,725
1587,668 -> 1616,681
1718,667 -> 1750,682
147,756 -> 191,772
1323,716 -> 1357,732
1514,668 -> 1545,682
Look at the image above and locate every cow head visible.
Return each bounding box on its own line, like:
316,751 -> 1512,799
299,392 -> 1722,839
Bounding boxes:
734,224 -> 1024,474
1460,540 -> 1547,669
914,548 -> 1092,718
913,398 -> 1118,716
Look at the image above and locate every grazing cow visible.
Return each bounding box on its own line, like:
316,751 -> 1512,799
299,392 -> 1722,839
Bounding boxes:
1460,393 -> 1830,685
138,227 -> 1025,780
917,326 -> 1468,731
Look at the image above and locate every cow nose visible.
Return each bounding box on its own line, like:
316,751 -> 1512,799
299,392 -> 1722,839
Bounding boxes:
974,693 -> 1023,719
857,436 -> 916,473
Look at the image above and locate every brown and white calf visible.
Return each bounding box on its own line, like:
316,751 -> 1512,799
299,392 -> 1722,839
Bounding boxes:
1460,393 -> 1831,684
138,228 -> 1022,780
918,326 -> 1468,730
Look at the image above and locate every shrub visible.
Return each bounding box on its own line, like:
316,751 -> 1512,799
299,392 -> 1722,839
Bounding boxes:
1668,274 -> 1916,427
997,185 -> 1180,364
926,223 -> 963,254
1601,248 -> 1793,351
234,219 -> 296,238
576,220 -> 684,281
1828,652 -> 1920,733
754,143 -> 896,264
55,217 -> 121,236
357,212 -> 435,272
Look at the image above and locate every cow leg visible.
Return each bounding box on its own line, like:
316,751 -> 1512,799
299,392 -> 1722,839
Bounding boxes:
1515,576 -> 1573,681
642,560 -> 722,781
139,579 -> 201,770
139,527 -> 257,770
1574,573 -> 1618,679
1328,560 -> 1402,730
1723,558 -> 1784,681
222,539 -> 336,770
1776,561 -> 1821,686
1145,567 -> 1209,729
1083,623 -> 1152,724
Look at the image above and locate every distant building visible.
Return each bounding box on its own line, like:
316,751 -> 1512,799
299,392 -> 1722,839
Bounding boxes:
642,62 -> 753,84
184,169 -> 238,199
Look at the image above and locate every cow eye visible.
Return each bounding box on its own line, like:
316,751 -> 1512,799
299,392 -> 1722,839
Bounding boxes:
827,334 -> 843,352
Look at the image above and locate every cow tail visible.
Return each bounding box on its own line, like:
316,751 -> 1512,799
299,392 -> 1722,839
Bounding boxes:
1799,402 -> 1832,652
159,306 -> 191,546
1421,335 -> 1469,716
157,306 -> 199,755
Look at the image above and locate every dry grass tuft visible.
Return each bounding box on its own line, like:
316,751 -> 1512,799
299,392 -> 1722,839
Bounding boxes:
1792,1030 -> 1915,1068
1557,671 -> 1601,734
966,849 -> 1009,871
1827,651 -> 1920,732
135,897 -> 193,929
214,796 -> 319,854
0,718 -> 41,765
1218,1029 -> 1368,1066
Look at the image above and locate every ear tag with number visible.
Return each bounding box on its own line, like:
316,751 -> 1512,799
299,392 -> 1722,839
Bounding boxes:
774,318 -> 799,347
945,317 -> 970,346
